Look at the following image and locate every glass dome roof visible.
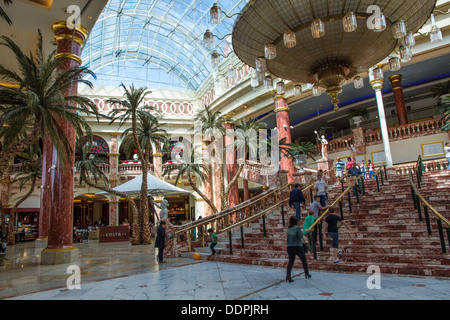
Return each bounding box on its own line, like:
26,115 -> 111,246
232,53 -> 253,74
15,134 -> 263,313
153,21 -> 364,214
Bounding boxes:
81,0 -> 248,91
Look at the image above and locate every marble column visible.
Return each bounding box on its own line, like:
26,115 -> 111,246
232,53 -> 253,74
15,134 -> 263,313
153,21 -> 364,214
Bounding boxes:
389,74 -> 408,126
224,117 -> 239,208
274,94 -> 295,183
109,133 -> 119,226
41,21 -> 88,265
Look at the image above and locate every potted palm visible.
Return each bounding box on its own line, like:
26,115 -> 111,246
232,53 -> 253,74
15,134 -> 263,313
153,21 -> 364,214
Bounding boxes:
431,80 -> 450,105
284,141 -> 318,172
347,106 -> 369,127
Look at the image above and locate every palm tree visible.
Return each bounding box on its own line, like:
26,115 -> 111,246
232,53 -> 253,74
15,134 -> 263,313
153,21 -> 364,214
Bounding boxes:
0,0 -> 12,26
0,30 -> 99,181
222,117 -> 267,209
193,105 -> 226,211
74,138 -> 141,245
7,144 -> 42,245
439,95 -> 450,132
163,147 -> 218,214
120,112 -> 169,243
108,84 -> 159,244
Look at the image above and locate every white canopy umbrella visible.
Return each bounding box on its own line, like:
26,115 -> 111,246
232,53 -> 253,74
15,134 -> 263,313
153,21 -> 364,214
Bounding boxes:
97,174 -> 191,197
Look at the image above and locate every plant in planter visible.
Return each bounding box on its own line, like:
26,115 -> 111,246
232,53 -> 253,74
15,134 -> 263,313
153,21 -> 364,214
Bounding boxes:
439,95 -> 450,132
347,106 -> 369,127
284,141 -> 318,173
431,80 -> 450,105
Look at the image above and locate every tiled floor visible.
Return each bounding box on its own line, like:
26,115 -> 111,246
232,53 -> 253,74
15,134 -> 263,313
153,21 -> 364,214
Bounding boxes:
1,240 -> 449,300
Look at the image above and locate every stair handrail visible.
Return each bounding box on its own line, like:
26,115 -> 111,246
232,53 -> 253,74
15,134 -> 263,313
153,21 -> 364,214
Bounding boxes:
171,181 -> 315,253
173,184 -> 288,235
409,170 -> 450,228
305,176 -> 360,234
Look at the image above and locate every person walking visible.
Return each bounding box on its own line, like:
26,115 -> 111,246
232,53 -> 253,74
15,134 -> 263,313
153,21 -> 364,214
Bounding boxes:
285,216 -> 311,282
367,160 -> 375,179
207,228 -> 218,256
289,184 -> 306,221
314,175 -> 328,207
335,157 -> 345,180
303,211 -> 315,254
310,195 -> 328,245
445,142 -> 450,170
155,220 -> 167,263
324,208 -> 349,264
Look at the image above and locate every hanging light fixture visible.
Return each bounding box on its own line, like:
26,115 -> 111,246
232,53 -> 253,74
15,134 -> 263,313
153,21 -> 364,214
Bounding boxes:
283,30 -> 297,48
343,12 -> 358,32
311,19 -> 325,38
203,29 -> 215,50
401,32 -> 415,47
392,20 -> 407,39
389,57 -> 401,71
250,73 -> 259,88
354,76 -> 364,89
293,84 -> 303,96
211,50 -> 220,67
264,75 -> 273,89
210,3 -> 221,24
430,14 -> 443,44
228,64 -> 236,81
399,46 -> 412,62
264,43 -> 276,59
232,0 -> 436,110
255,57 -> 267,73
372,12 -> 387,32
276,81 -> 285,94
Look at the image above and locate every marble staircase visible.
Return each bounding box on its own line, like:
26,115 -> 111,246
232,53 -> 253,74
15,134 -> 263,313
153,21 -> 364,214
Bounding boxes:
189,170 -> 450,277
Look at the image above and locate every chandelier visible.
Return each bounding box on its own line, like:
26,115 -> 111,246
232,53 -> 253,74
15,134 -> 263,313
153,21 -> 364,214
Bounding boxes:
231,0 -> 438,111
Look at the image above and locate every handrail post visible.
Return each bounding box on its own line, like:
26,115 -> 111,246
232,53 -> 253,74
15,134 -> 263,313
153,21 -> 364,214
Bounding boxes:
384,165 -> 387,181
437,219 -> 447,255
318,221 -> 323,252
339,200 -> 343,220
310,188 -> 313,204
281,205 -> 285,226
240,225 -> 244,249
423,199 -> 432,236
202,225 -> 205,247
262,214 -> 267,238
411,187 -> 417,210
376,175 -> 380,192
228,230 -> 233,255
347,189 -> 352,213
188,230 -> 192,253
416,197 -> 423,221
416,171 -> 421,188
380,169 -> 384,186
361,176 -> 365,196
312,229 -> 317,260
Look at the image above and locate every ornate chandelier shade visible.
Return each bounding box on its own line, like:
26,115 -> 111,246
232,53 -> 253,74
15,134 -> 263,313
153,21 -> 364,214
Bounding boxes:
232,0 -> 437,110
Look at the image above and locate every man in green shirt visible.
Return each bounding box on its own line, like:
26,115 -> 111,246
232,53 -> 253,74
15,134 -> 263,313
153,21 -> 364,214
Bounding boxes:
207,228 -> 218,256
303,210 -> 315,253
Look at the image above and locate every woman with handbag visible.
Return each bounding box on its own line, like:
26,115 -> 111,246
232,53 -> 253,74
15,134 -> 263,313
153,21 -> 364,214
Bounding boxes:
286,216 -> 312,283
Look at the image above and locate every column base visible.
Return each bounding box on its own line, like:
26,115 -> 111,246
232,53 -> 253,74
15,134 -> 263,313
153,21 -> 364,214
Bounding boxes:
41,247 -> 79,265
35,238 -> 48,249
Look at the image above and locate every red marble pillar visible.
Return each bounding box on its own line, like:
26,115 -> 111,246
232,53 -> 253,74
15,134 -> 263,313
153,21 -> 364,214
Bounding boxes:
41,22 -> 88,264
224,118 -> 239,208
389,74 -> 408,125
274,94 -> 295,183
109,133 -> 119,226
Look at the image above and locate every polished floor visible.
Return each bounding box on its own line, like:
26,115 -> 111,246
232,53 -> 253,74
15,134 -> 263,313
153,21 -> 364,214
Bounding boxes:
1,240 -> 449,300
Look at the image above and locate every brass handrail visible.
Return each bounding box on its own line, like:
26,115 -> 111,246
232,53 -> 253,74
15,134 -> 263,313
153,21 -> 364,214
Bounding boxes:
409,172 -> 450,228
172,181 -> 315,253
173,182 -> 293,236
305,177 -> 360,233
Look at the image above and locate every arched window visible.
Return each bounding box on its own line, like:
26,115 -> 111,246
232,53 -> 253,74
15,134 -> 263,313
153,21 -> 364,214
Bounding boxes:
85,135 -> 110,155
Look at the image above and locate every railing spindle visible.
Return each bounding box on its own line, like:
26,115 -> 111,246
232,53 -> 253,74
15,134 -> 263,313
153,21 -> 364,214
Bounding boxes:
437,219 -> 447,255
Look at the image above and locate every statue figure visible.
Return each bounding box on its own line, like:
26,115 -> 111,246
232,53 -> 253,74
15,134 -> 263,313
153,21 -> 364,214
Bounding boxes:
150,197 -> 170,221
315,131 -> 328,160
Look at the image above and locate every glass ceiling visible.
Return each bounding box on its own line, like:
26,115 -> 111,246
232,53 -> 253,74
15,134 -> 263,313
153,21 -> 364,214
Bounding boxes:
81,0 -> 249,91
